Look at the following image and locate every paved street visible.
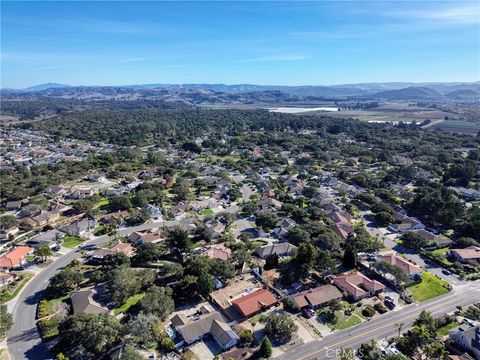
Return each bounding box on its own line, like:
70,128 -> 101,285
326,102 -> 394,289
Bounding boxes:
276,282 -> 480,360
7,218 -> 187,360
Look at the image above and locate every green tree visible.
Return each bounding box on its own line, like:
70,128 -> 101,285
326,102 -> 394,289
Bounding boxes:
239,329 -> 253,345
283,296 -> 300,313
342,245 -> 358,268
48,267 -> 83,296
401,232 -> 428,251
255,212 -> 278,231
0,215 -> 18,229
259,336 -> 272,358
59,313 -> 124,356
138,286 -> 175,320
132,243 -> 166,264
197,271 -> 214,298
264,313 -> 298,341
167,228 -> 191,251
34,244 -> 54,262
295,242 -> 317,269
119,346 -> 146,360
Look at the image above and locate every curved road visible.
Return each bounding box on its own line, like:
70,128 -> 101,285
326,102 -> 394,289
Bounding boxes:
7,218 -> 187,360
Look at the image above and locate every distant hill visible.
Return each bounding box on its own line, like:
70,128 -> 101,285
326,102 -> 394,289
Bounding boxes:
22,83 -> 71,92
370,86 -> 442,100
445,89 -> 480,99
3,81 -> 479,102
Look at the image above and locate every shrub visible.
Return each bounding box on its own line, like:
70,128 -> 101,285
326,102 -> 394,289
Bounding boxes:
362,305 -> 376,317
239,329 -> 254,345
38,299 -> 50,319
259,336 -> 272,358
283,296 -> 300,313
374,302 -> 387,314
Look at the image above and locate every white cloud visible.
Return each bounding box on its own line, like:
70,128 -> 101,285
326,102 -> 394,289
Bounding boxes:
387,3 -> 480,25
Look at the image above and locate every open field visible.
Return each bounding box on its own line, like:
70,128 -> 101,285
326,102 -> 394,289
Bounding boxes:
327,108 -> 456,124
429,119 -> 480,135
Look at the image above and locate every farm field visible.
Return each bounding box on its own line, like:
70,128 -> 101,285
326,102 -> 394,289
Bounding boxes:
429,119 -> 480,135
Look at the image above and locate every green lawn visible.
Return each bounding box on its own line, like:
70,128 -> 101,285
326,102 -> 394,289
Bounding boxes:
199,209 -> 214,215
62,235 -> 85,248
409,272 -> 451,302
113,293 -> 145,315
0,272 -> 34,304
437,321 -> 458,337
250,240 -> 268,248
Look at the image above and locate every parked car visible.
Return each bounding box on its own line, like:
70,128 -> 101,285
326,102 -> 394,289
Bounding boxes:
302,308 -> 315,319
442,269 -> 451,275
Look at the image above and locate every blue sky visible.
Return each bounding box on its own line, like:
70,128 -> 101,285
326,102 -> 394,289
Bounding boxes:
1,1 -> 479,88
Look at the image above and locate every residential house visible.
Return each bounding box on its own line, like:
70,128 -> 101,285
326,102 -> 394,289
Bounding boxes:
0,225 -> 19,241
145,203 -> 162,220
70,187 -> 96,200
0,272 -> 15,287
449,323 -> 480,360
448,187 -> 480,201
254,242 -> 297,259
333,271 -> 385,301
258,197 -> 283,212
5,200 -> 27,211
273,217 -> 296,238
169,203 -> 189,218
411,229 -> 452,248
0,246 -> 33,270
200,243 -> 232,261
206,220 -> 225,240
60,218 -> 97,236
330,222 -> 354,241
127,230 -> 165,245
292,284 -> 343,309
376,252 -> 423,277
327,208 -> 354,240
70,289 -> 110,314
99,210 -> 130,225
45,185 -> 66,198
87,173 -> 106,182
170,307 -> 238,350
90,242 -> 135,261
388,212 -> 426,233
450,246 -> 480,264
231,288 -> 279,319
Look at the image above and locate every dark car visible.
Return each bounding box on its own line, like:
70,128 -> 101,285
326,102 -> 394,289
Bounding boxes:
384,299 -> 396,309
442,269 -> 451,275
302,308 -> 315,319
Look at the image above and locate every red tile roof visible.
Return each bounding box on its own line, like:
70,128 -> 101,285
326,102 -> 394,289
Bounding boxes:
333,271 -> 385,298
232,289 -> 278,318
378,252 -> 423,276
451,246 -> 480,260
0,246 -> 33,268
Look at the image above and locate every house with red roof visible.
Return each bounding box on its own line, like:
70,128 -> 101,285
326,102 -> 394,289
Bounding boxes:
200,243 -> 232,261
231,289 -> 279,319
333,271 -> 385,301
0,246 -> 33,270
450,246 -> 480,264
376,252 -> 423,277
